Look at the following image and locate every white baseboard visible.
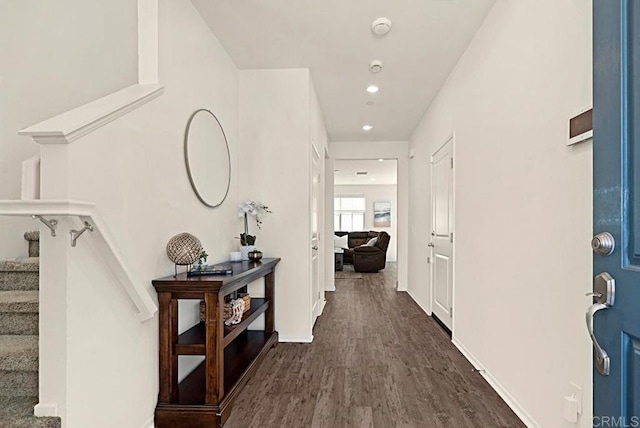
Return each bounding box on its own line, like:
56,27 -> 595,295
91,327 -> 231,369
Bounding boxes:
452,337 -> 539,428
140,415 -> 154,428
318,299 -> 327,316
406,289 -> 431,315
34,403 -> 58,417
279,334 -> 314,343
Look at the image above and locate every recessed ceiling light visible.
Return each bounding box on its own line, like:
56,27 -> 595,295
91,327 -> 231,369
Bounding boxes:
378,158 -> 384,162
371,178 -> 376,181
362,124 -> 373,131
366,85 -> 379,93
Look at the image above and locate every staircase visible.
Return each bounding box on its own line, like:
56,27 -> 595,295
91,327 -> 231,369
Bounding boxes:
0,232 -> 61,427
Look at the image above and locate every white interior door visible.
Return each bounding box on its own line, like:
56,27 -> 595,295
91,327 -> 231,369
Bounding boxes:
430,136 -> 454,330
311,143 -> 321,321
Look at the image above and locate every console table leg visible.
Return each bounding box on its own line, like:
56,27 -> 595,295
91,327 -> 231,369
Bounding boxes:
265,271 -> 275,334
204,292 -> 224,404
158,292 -> 178,403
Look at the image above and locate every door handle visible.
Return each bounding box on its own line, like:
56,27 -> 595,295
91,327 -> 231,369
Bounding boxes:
312,246 -> 318,251
428,243 -> 435,247
586,303 -> 610,376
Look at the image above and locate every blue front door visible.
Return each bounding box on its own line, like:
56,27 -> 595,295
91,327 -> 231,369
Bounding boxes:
593,1 -> 640,424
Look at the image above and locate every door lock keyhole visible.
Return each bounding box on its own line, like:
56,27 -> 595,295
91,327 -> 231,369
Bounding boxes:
591,232 -> 615,256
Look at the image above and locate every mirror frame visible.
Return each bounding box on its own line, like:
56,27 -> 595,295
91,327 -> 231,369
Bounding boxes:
184,109 -> 231,208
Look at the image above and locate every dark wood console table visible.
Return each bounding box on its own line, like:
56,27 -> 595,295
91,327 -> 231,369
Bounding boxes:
153,258 -> 280,427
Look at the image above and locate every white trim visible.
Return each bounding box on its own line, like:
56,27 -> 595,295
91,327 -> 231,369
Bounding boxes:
19,84 -> 164,145
450,132 -> 457,333
407,288 -> 431,315
279,334 -> 314,343
0,199 -> 95,216
33,403 -> 58,417
0,199 -> 158,322
452,337 -> 539,428
138,0 -> 158,84
140,415 -> 155,428
325,284 -> 336,292
318,298 -> 327,316
21,156 -> 40,200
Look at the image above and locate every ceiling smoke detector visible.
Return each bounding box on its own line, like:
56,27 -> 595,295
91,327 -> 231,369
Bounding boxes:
371,17 -> 392,36
369,60 -> 383,73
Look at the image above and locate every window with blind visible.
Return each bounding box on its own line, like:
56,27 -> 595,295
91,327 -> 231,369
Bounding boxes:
334,196 -> 365,232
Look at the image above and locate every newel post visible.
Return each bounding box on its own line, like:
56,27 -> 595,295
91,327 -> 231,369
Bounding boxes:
18,132 -> 72,418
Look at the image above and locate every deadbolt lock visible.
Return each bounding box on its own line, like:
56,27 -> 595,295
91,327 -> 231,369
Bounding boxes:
590,272 -> 615,306
591,232 -> 615,256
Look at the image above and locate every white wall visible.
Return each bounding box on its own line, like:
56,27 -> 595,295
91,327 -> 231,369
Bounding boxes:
0,0 -> 138,259
329,141 -> 408,291
334,184 -> 398,262
407,1 -> 592,427
40,1 -> 240,426
239,68 -> 328,342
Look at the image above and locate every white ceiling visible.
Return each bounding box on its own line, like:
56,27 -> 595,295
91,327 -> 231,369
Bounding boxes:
192,0 -> 495,142
334,159 -> 397,186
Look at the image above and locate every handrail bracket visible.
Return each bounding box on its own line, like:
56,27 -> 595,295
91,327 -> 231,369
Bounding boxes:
32,215 -> 58,237
70,221 -> 94,247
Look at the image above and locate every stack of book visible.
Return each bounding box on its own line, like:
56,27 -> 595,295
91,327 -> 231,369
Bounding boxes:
188,264 -> 233,276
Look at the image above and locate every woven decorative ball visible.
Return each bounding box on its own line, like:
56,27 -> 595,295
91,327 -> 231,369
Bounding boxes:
166,233 -> 202,265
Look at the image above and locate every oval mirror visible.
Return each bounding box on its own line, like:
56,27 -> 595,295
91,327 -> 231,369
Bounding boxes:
184,109 -> 231,207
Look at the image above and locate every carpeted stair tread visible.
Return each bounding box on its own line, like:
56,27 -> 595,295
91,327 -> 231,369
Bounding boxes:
0,260 -> 39,292
0,336 -> 38,371
0,396 -> 61,428
0,291 -> 38,313
0,259 -> 39,273
0,370 -> 38,397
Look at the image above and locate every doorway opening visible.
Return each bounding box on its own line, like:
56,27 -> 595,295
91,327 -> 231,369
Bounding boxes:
332,159 -> 398,286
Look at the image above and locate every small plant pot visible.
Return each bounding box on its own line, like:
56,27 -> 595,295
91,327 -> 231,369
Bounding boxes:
240,245 -> 256,261
248,250 -> 263,262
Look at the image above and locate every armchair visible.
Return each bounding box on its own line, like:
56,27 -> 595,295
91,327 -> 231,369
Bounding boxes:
353,231 -> 391,273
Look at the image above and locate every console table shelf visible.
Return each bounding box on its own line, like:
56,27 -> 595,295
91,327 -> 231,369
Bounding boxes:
178,331 -> 277,405
153,259 -> 280,427
176,298 -> 270,354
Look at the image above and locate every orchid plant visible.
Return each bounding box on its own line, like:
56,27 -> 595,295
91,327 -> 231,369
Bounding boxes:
238,200 -> 272,246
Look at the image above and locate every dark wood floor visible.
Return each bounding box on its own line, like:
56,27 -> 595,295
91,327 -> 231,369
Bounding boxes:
226,263 -> 524,427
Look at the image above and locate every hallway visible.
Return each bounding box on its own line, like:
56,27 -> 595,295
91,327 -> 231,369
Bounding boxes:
227,264 -> 524,427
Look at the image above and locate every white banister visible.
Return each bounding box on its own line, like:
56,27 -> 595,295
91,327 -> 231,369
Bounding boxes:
0,200 -> 158,321
19,84 -> 163,145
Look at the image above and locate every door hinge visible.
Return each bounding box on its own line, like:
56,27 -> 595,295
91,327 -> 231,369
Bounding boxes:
450,157 -> 454,169
427,256 -> 431,264
450,232 -> 454,243
449,307 -> 453,317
